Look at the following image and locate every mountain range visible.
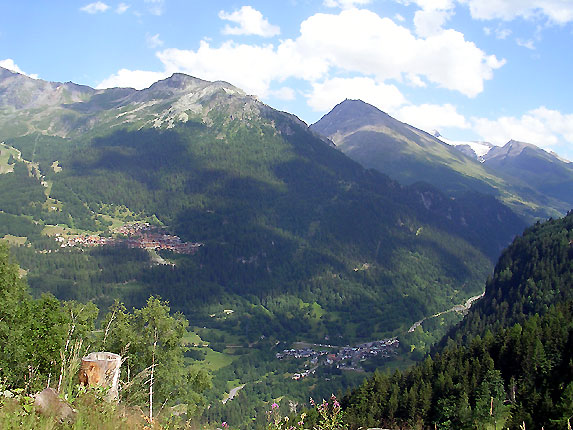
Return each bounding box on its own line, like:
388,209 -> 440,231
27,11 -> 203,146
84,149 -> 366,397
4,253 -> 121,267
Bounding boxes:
0,66 -> 524,343
1,66 -> 572,428
311,99 -> 573,220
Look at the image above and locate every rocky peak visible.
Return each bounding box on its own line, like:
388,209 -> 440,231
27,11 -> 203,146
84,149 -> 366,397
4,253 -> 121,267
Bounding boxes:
310,99 -> 401,140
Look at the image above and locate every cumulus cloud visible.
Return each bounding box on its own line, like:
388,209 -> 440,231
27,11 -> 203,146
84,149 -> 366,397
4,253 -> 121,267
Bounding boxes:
414,8 -> 453,37
323,0 -> 372,8
464,0 -> 573,24
80,1 -> 109,14
306,77 -> 407,112
292,9 -> 504,97
219,6 -> 280,37
397,103 -> 470,131
99,8 -> 504,106
472,107 -> 573,151
0,59 -> 39,79
156,42 -> 291,97
96,69 -> 168,90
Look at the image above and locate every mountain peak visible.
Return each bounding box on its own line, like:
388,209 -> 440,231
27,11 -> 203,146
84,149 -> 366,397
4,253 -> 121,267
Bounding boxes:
310,99 -> 398,141
144,73 -> 244,97
331,99 -> 391,120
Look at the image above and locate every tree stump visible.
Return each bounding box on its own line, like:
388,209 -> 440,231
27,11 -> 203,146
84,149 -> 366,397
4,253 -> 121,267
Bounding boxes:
78,352 -> 121,401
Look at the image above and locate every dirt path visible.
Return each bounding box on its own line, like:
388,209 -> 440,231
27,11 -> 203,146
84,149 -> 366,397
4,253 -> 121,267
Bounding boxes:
408,292 -> 484,333
222,384 -> 246,404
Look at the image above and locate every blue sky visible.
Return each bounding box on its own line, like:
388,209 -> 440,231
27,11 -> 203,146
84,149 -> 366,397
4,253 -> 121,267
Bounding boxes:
1,0 -> 573,160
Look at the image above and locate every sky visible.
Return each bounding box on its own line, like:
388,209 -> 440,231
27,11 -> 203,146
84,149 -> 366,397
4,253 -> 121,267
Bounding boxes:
1,0 -> 573,160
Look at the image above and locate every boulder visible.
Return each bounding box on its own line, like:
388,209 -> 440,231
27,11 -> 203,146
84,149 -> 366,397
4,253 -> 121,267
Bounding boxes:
34,387 -> 75,422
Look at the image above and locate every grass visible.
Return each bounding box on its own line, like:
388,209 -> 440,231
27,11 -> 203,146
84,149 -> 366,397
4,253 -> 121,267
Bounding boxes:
186,347 -> 235,372
0,143 -> 19,174
182,331 -> 207,347
2,235 -> 27,246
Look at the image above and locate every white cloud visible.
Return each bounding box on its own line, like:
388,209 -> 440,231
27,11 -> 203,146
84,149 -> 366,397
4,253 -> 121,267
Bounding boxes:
306,77 -> 406,112
323,0 -> 372,9
116,3 -> 129,14
296,9 -> 503,97
394,13 -> 406,22
496,28 -> 512,39
146,33 -> 164,48
80,1 -> 110,14
270,87 -> 296,101
464,0 -> 573,24
397,103 -> 470,131
483,25 -> 513,39
100,8 -> 503,105
398,0 -> 454,11
516,38 -> 536,49
144,0 -> 164,16
396,0 -> 455,36
472,107 -> 573,152
96,69 -> 168,89
156,42 -> 289,97
0,59 -> 39,79
219,6 -> 280,37
413,8 -> 453,36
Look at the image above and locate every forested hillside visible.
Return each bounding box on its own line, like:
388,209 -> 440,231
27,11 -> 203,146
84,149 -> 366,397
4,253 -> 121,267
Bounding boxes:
0,69 -> 533,427
444,211 -> 573,345
342,211 -> 573,429
0,70 -> 525,344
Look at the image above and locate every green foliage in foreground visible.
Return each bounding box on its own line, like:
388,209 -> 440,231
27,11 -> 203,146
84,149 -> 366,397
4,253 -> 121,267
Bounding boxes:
0,242 -> 209,425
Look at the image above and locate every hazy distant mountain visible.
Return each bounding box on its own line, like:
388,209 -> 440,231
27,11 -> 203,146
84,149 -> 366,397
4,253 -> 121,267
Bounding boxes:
483,139 -> 573,205
312,99 -> 571,219
310,99 -> 498,195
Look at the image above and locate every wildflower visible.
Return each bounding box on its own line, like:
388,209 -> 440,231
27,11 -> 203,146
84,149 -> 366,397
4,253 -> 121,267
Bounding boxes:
272,402 -> 279,409
222,422 -> 229,428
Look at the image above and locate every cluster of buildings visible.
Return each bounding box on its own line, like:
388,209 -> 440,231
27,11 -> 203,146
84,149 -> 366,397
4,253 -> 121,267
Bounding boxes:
55,222 -> 203,254
292,368 -> 316,381
277,338 -> 400,378
56,235 -> 114,248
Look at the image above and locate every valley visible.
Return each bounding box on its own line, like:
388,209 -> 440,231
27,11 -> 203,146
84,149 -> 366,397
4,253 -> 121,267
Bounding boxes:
0,67 -> 570,429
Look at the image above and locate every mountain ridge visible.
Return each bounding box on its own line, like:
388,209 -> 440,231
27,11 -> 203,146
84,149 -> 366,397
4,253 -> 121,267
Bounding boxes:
0,68 -> 524,342
312,99 -> 573,220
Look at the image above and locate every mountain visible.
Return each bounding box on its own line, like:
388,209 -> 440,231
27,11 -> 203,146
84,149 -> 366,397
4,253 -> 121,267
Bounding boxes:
342,212 -> 573,430
310,99 -> 499,196
432,131 -> 495,161
0,68 -> 526,344
311,99 -> 571,219
444,210 -> 573,344
483,140 -> 573,205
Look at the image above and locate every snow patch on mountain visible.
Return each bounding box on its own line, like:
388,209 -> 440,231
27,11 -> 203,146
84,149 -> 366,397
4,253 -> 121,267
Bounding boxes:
431,130 -> 495,160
